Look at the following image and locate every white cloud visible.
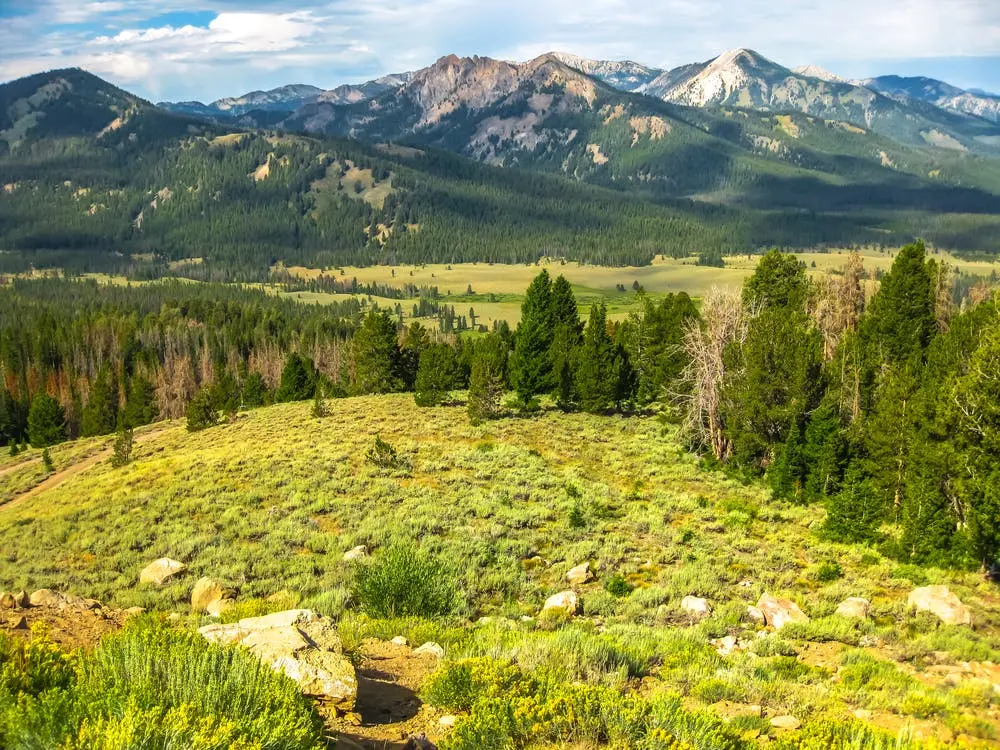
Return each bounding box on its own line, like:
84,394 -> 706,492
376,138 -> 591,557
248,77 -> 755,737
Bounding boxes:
1,0 -> 999,100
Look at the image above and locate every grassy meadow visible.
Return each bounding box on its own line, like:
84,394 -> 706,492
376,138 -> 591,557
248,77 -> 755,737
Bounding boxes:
277,248 -> 1000,326
2,395 -> 1000,747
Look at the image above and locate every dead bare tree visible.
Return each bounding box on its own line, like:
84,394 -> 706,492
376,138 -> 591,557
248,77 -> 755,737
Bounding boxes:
811,251 -> 865,361
675,286 -> 753,461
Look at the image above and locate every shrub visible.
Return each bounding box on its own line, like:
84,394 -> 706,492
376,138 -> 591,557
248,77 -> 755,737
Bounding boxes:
813,560 -> 843,582
8,442 -> 18,457
351,543 -> 458,618
604,574 -> 634,598
41,448 -> 54,472
366,436 -> 407,471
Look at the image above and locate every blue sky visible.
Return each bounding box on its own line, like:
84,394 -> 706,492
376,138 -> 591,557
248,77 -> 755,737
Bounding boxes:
1,0 -> 999,102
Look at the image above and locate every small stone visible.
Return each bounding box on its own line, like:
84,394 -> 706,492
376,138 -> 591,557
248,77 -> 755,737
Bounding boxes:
207,598 -> 235,618
565,562 -> 593,586
124,606 -> 146,618
542,590 -> 580,616
853,709 -> 873,720
413,641 -> 444,658
167,612 -> 182,623
756,594 -> 809,629
8,615 -> 27,629
0,592 -> 14,609
13,591 -> 28,608
519,615 -> 534,623
745,605 -> 766,625
343,545 -> 367,561
391,635 -> 409,646
438,714 -> 458,728
770,715 -> 801,730
29,589 -> 66,607
139,558 -> 186,586
907,585 -> 972,626
835,597 -> 871,619
681,595 -> 712,619
191,577 -> 227,613
712,635 -> 739,656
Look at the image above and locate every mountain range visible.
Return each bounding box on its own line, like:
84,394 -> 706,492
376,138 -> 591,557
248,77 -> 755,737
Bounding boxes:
2,48 -> 1000,278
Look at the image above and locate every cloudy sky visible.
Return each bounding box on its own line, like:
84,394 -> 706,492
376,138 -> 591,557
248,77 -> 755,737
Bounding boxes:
1,0 -> 999,102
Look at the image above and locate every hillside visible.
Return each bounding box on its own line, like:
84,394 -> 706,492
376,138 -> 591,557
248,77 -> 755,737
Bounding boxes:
3,66 -> 1000,278
2,395 -> 1000,748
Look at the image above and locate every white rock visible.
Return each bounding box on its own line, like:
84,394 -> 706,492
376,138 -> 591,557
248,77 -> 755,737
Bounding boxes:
139,558 -> 186,586
681,595 -> 712,619
206,598 -> 235,618
391,635 -> 409,646
343,545 -> 367,561
439,714 -> 458,728
413,641 -> 445,658
835,597 -> 871,619
907,586 -> 972,626
745,605 -> 766,625
565,562 -> 593,586
770,715 -> 801,730
756,594 -> 809,629
191,577 -> 227,613
712,635 -> 739,656
28,589 -> 66,607
542,590 -> 580,616
198,609 -> 356,710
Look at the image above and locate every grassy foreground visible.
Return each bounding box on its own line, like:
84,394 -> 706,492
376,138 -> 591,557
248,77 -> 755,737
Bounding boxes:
2,395 -> 1000,747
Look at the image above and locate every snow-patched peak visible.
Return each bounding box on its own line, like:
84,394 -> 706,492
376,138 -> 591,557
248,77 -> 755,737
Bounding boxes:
657,48 -> 780,106
792,65 -> 845,83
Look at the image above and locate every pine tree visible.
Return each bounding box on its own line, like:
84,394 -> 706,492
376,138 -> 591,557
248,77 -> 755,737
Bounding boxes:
81,366 -> 119,437
510,270 -> 554,409
211,368 -> 242,415
801,401 -> 847,502
549,275 -> 583,411
311,381 -> 327,418
862,241 -> 936,364
110,425 -> 134,468
742,249 -> 809,310
351,310 -> 403,394
275,353 -> 316,402
467,334 -> 508,424
768,420 -> 806,501
28,393 -> 66,448
823,460 -> 881,544
242,371 -> 270,408
400,322 -> 431,390
186,387 -> 219,432
414,344 -> 458,407
576,303 -> 615,414
123,375 -> 158,428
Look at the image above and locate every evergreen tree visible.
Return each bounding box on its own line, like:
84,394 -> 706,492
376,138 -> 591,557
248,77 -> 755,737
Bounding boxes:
123,375 -> 158,428
81,366 -> 119,437
400,322 -> 431,390
311,381 -> 327,418
742,250 -> 809,310
275,353 -> 316,402
823,460 -> 882,543
351,310 -> 403,394
242,371 -> 270,408
414,344 -> 459,407
863,358 -> 921,513
768,420 -> 806,501
28,393 -> 66,448
624,293 -> 699,406
575,303 -> 616,414
510,270 -> 554,409
801,401 -> 848,502
211,368 -> 242,415
467,334 -> 508,424
186,387 -> 219,432
110,425 -> 134,468
549,275 -> 583,411
862,241 -> 936,364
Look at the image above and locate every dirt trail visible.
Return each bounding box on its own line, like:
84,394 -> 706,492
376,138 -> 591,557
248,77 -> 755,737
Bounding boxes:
1,425 -> 176,514
0,457 -> 39,478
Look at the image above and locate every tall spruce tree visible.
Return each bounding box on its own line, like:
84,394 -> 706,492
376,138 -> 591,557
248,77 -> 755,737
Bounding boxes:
28,393 -> 65,448
862,241 -> 936,365
549,275 -> 583,411
415,344 -> 459,407
123,374 -> 158,428
81,366 -> 119,437
467,334 -> 508,424
510,270 -> 554,409
276,353 -> 316,402
575,303 -> 615,414
351,310 -> 403,394
823,460 -> 882,543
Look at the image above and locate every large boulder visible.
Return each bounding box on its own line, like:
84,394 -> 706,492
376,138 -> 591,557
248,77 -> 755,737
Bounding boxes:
907,586 -> 972,626
681,596 -> 712,619
139,558 -> 186,586
756,594 -> 809,629
29,589 -> 67,607
835,597 -> 871,619
542,590 -> 580,617
199,609 -> 357,711
191,577 -> 227,613
343,545 -> 367,561
565,562 -> 593,586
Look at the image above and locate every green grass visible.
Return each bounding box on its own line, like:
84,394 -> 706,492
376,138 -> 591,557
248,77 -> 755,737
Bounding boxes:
1,394 -> 999,747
